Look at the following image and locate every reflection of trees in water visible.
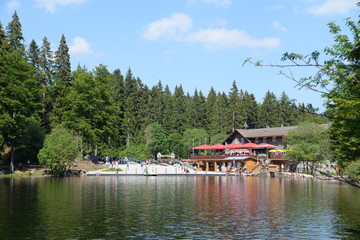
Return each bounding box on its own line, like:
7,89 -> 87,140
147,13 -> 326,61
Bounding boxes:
333,184 -> 360,238
0,178 -> 44,239
1,177 -> 360,239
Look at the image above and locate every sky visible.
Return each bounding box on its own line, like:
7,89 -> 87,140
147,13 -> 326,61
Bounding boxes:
1,0 -> 359,112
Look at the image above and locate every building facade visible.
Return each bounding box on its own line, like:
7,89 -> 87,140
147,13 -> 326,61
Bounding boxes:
223,126 -> 298,148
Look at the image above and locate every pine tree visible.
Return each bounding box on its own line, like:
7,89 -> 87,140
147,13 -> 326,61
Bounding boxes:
191,89 -> 201,128
162,85 -> 174,133
258,91 -> 281,127
52,34 -> 71,124
197,91 -> 207,128
205,87 -> 218,135
5,11 -> 24,53
0,22 -> 6,48
218,92 -> 231,134
0,15 -> 40,172
109,69 -> 125,145
134,77 -> 150,143
28,39 -> 40,68
54,34 -> 71,88
122,68 -> 139,146
147,81 -> 164,125
278,92 -> 297,126
39,36 -> 54,86
228,81 -> 244,131
38,37 -> 54,130
242,91 -> 258,129
172,85 -> 187,133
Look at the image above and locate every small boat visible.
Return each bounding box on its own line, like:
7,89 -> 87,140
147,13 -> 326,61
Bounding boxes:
144,173 -> 157,176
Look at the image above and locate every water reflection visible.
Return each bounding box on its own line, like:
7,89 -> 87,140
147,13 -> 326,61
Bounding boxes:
0,176 -> 359,239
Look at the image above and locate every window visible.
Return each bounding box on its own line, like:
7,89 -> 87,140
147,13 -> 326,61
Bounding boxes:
255,137 -> 259,143
241,138 -> 245,144
263,137 -> 267,143
272,136 -> 277,142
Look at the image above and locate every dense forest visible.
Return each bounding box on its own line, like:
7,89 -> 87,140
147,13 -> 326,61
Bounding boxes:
0,12 -> 326,168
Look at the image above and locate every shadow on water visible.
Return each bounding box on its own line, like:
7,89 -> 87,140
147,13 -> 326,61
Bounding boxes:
0,176 -> 359,239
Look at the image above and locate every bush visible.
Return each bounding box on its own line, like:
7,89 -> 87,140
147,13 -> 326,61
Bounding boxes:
38,126 -> 79,176
344,160 -> 360,182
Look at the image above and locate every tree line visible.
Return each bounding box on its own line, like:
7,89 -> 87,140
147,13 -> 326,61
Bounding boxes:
0,12 -> 325,171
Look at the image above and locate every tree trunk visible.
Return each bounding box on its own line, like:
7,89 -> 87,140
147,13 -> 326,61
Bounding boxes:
126,131 -> 130,146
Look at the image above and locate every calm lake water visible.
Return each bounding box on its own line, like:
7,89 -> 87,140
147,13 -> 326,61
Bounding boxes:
0,176 -> 359,239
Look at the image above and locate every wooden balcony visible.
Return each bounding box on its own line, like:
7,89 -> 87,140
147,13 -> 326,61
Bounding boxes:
190,154 -> 257,161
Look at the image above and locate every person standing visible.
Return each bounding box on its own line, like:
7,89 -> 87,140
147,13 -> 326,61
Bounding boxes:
115,162 -> 119,174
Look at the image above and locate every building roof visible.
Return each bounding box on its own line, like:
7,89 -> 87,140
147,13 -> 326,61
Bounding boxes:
237,126 -> 298,138
223,124 -> 329,144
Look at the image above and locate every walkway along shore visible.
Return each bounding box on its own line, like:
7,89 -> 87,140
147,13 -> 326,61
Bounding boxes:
86,163 -> 226,176
85,162 -> 328,179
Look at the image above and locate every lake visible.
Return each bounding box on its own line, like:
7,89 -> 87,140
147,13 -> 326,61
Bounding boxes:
0,176 -> 359,239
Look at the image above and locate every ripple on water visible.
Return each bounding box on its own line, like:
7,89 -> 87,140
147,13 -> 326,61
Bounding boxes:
0,176 -> 359,239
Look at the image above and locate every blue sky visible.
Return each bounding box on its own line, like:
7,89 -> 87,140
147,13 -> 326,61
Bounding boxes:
1,0 -> 359,112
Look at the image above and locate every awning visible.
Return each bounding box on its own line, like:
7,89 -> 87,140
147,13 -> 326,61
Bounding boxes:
207,144 -> 226,150
192,144 -> 210,150
239,142 -> 262,149
269,149 -> 288,152
224,143 -> 244,149
257,143 -> 279,149
223,156 -> 257,161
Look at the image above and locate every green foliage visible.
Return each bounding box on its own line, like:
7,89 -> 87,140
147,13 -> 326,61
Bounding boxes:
6,11 -> 24,53
28,39 -> 40,68
344,160 -> 360,182
0,13 -> 40,170
16,118 -> 44,164
52,34 -> 71,125
278,17 -> 360,169
0,11 -> 329,167
209,132 -> 228,145
54,34 -> 71,86
171,85 -> 187,133
122,68 -> 139,145
167,132 -> 186,158
38,126 -> 79,175
286,122 -> 330,174
258,91 -> 281,128
144,122 -> 168,156
247,12 -> 360,179
286,122 -> 329,161
120,144 -> 151,160
228,81 -> 245,131
183,128 -> 209,150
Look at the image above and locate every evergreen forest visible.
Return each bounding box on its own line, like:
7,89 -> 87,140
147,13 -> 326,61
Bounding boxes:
0,12 -> 327,168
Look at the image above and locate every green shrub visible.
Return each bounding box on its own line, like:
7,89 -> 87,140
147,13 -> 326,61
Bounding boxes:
344,160 -> 360,182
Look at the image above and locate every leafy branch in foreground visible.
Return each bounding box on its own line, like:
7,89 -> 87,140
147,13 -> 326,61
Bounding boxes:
245,14 -> 360,182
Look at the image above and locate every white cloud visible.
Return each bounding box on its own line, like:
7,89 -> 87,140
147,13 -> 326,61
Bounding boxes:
186,29 -> 280,50
69,37 -> 94,56
203,0 -> 231,7
143,13 -> 280,50
142,13 -> 193,41
35,0 -> 88,13
211,17 -> 227,28
272,21 -> 288,32
308,0 -> 358,15
7,0 -> 20,10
